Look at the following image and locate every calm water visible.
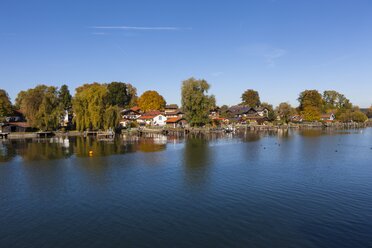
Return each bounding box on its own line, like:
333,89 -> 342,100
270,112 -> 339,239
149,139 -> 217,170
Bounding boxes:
1,129 -> 372,247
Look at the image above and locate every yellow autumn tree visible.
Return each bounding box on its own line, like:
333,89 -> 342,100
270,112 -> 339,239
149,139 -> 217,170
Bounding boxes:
137,90 -> 166,112
301,106 -> 321,122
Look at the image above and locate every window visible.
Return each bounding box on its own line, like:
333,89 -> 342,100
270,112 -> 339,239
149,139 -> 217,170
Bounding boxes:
159,116 -> 162,120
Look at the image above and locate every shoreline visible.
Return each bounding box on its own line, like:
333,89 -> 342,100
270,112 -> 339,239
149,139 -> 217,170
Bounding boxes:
2,122 -> 370,140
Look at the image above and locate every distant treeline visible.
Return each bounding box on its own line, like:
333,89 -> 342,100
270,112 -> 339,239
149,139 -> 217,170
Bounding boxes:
0,78 -> 371,131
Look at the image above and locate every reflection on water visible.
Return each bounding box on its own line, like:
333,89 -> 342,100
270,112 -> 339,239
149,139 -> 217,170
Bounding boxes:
1,129 -> 372,247
183,137 -> 211,188
0,129 -> 368,163
0,134 -> 170,162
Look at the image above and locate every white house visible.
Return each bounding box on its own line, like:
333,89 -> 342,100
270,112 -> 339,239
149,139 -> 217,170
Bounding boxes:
152,114 -> 167,126
321,113 -> 336,122
137,111 -> 167,126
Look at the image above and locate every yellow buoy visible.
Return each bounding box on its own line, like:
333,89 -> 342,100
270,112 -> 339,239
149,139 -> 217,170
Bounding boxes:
89,150 -> 93,156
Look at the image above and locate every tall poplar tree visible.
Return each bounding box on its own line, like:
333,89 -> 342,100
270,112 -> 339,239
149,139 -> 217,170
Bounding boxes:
0,89 -> 13,120
181,78 -> 215,127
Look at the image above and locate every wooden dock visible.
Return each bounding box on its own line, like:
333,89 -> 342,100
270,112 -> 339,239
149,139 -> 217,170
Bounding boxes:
97,131 -> 115,140
83,130 -> 115,139
0,132 -> 9,139
83,131 -> 98,137
36,132 -> 54,138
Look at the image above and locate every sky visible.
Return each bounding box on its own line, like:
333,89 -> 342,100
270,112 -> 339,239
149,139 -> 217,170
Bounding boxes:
0,0 -> 371,107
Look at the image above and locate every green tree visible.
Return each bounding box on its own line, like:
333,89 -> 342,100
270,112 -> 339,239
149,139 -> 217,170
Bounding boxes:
58,84 -> 72,111
323,90 -> 352,111
241,89 -> 260,108
16,85 -> 63,130
104,105 -> 120,130
298,90 -> 323,111
352,111 -> 368,122
335,93 -> 352,110
276,102 -> 295,123
181,78 -> 215,127
36,87 -> 62,131
0,89 -> 13,119
323,90 -> 339,109
126,83 -> 138,107
107,82 -> 137,108
73,83 -> 108,131
15,90 -> 26,110
137,90 -> 166,112
366,105 -> 372,118
298,90 -> 323,121
338,107 -> 368,123
219,105 -> 230,118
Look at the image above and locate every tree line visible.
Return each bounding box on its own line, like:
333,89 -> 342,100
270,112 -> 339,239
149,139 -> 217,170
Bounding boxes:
0,78 -> 371,131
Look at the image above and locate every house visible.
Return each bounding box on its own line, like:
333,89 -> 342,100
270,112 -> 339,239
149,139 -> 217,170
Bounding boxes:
255,107 -> 269,118
60,110 -> 73,128
152,114 -> 167,126
164,104 -> 179,114
4,110 -> 25,123
137,111 -> 167,126
227,106 -> 257,118
1,110 -> 33,132
291,115 -> 303,123
120,108 -> 142,127
227,106 -> 268,124
164,110 -> 184,118
210,117 -> 229,127
1,122 -> 32,132
166,117 -> 188,128
209,107 -> 221,119
130,106 -> 142,113
321,113 -> 336,122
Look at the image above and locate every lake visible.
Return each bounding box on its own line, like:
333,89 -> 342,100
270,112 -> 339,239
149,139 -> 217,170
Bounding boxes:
1,129 -> 372,247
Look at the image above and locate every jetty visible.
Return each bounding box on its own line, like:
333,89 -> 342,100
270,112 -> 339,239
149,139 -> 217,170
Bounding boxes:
83,130 -> 115,140
83,131 -> 99,137
0,132 -> 9,139
97,131 -> 115,140
36,131 -> 54,138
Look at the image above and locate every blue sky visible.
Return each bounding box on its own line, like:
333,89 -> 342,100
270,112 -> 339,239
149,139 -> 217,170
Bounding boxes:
1,0 -> 371,107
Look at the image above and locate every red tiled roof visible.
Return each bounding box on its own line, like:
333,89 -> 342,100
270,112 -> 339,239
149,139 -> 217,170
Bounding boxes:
131,106 -> 141,112
142,110 -> 162,116
139,115 -> 155,120
166,117 -> 183,123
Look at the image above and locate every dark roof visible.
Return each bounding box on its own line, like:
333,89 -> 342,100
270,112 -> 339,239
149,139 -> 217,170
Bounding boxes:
360,108 -> 369,114
165,104 -> 179,109
228,106 -> 257,115
255,107 -> 269,112
165,110 -> 183,116
121,109 -> 140,115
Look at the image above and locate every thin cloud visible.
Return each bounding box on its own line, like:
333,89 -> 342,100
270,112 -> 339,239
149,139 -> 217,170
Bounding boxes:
92,26 -> 190,31
264,48 -> 287,66
238,43 -> 287,66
